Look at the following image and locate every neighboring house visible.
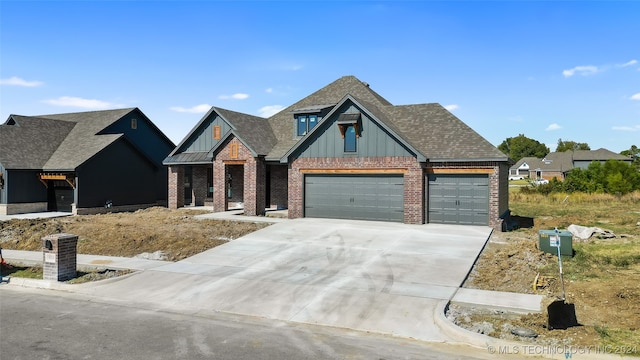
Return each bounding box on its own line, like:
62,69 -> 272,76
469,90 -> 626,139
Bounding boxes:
164,76 -> 510,228
0,108 -> 175,215
509,148 -> 632,181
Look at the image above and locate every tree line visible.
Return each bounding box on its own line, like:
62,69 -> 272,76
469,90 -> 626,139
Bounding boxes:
498,134 -> 640,194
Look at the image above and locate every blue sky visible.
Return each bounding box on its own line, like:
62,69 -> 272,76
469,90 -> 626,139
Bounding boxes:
1,1 -> 638,153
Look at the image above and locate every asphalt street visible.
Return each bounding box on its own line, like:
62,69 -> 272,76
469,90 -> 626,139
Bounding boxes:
0,287 -> 507,360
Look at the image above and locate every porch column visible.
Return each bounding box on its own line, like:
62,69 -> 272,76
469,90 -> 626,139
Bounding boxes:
244,158 -> 266,216
168,166 -> 184,209
213,160 -> 227,212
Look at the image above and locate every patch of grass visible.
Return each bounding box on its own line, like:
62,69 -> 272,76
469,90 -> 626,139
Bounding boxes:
2,263 -> 132,283
2,265 -> 42,279
595,325 -> 640,356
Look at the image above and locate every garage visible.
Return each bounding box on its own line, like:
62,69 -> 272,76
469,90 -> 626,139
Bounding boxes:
47,180 -> 74,212
304,174 -> 404,222
427,174 -> 489,225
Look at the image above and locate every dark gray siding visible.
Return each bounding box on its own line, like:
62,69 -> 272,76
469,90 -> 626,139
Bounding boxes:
296,103 -> 413,158
76,139 -> 158,208
0,165 -> 6,204
181,114 -> 232,153
7,170 -> 47,203
102,110 -> 174,202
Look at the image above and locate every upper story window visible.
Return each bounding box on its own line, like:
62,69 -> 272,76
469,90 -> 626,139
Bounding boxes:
344,125 -> 357,152
213,125 -> 221,140
296,114 -> 317,136
131,118 -> 137,129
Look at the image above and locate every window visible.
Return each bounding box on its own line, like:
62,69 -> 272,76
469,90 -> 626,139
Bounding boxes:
297,114 -> 318,136
131,118 -> 137,129
344,125 -> 357,152
213,125 -> 221,140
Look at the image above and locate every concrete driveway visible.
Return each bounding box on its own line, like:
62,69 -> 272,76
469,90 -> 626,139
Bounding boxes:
76,218 -> 492,342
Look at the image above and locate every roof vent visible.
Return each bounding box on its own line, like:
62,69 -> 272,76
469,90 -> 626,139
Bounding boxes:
362,81 -> 370,87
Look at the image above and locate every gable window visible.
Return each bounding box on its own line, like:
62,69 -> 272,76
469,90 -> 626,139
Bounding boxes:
296,114 -> 318,136
344,125 -> 357,152
213,125 -> 221,140
131,118 -> 137,129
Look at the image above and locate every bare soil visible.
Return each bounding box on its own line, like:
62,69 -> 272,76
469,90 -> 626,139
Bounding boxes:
0,207 -> 269,261
457,191 -> 640,353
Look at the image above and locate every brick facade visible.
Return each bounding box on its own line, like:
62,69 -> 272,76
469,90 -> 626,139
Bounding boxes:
268,165 -> 288,209
212,136 -> 266,216
288,156 -> 424,224
168,165 -> 184,209
191,166 -> 208,206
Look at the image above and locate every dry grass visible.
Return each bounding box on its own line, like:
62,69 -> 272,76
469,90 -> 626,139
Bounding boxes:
463,190 -> 640,352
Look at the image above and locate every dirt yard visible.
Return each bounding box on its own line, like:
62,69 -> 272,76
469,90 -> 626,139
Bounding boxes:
0,207 -> 268,261
457,191 -> 640,354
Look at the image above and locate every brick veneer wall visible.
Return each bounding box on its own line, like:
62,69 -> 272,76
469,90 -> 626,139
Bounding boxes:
288,156 -> 424,224
168,166 -> 184,209
212,137 -> 265,216
191,166 -> 208,206
269,165 -> 288,209
427,161 -> 508,230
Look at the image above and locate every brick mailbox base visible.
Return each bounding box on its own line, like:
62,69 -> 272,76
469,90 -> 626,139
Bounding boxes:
42,233 -> 78,281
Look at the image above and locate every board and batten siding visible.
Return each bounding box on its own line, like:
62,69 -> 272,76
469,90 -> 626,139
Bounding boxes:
295,103 -> 414,159
181,114 -> 232,153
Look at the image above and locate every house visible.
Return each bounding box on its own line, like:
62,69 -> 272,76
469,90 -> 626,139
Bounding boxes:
509,148 -> 632,181
0,108 -> 175,215
164,76 -> 510,228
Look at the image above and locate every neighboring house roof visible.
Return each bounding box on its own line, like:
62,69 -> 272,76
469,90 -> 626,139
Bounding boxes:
169,75 -> 508,164
1,108 -> 167,172
509,148 -> 632,174
0,116 -> 76,169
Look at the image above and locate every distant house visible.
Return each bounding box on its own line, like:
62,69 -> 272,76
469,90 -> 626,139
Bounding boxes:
509,148 -> 632,181
164,76 -> 510,228
0,108 -> 175,215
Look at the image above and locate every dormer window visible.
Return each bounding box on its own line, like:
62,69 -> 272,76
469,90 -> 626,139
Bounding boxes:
296,114 -> 317,136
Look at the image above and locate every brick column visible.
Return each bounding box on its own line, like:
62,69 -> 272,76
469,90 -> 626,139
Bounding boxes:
192,166 -> 207,206
168,166 -> 184,209
244,158 -> 266,216
42,233 -> 78,281
213,160 -> 227,212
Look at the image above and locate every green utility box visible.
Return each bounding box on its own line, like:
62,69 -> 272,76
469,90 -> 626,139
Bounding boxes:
538,230 -> 573,257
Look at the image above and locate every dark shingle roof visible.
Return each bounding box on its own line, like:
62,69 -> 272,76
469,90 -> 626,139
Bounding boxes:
37,108 -> 135,170
573,148 -> 630,161
384,103 -> 507,161
214,107 -> 276,156
163,152 -> 211,165
0,116 -> 76,169
1,108 -> 156,171
266,76 -> 394,160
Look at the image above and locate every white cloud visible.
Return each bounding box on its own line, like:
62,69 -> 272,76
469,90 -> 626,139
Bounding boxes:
444,104 -> 459,111
218,93 -> 249,100
545,123 -> 562,131
258,105 -> 284,117
169,104 -> 211,113
42,96 -> 113,109
618,59 -> 637,67
612,125 -> 640,132
562,65 -> 599,78
0,76 -> 43,87
631,93 -> 640,100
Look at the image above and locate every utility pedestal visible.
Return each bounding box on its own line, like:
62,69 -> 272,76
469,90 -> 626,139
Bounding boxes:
42,233 -> 78,281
